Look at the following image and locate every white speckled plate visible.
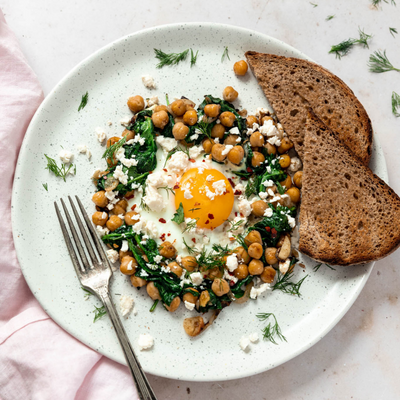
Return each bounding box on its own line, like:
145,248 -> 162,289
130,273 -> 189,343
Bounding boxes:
12,23 -> 387,382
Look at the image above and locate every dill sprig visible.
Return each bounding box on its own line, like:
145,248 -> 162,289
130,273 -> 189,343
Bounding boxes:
82,287 -> 92,299
93,305 -> 107,322
256,313 -> 287,345
183,238 -> 196,254
44,154 -> 75,182
329,28 -> 372,59
188,207 -> 201,213
313,263 -> 336,272
195,120 -> 212,139
310,2 -> 318,7
389,27 -> 398,37
102,136 -> 127,160
150,299 -> 159,312
221,46 -> 230,62
196,245 -> 230,271
154,48 -> 189,68
368,50 -> 400,73
272,268 -> 307,297
226,219 -> 245,233
190,49 -> 199,67
371,0 -> 396,7
183,218 -> 199,233
326,15 -> 335,21
159,186 -> 174,198
78,91 -> 88,111
392,91 -> 400,117
42,183 -> 48,191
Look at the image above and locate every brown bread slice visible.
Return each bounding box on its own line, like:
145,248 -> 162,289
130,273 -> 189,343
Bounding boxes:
299,111 -> 400,265
245,51 -> 372,166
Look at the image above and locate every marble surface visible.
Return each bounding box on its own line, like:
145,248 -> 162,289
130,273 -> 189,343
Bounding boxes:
3,0 -> 400,398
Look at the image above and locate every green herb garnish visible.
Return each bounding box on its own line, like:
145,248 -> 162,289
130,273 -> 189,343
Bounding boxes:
42,183 -> 48,191
190,49 -> 199,67
329,28 -> 372,58
154,48 -> 189,68
226,219 -> 244,233
78,91 -> 88,111
392,91 -> 400,117
183,237 -> 195,254
221,46 -> 230,62
172,202 -> 185,224
256,313 -> 287,345
159,186 -> 174,198
93,305 -> 107,322
82,287 -> 92,299
183,218 -> 199,233
44,154 -> 75,182
150,299 -> 159,312
313,263 -> 336,272
102,136 -> 127,160
310,2 -> 318,7
371,0 -> 396,7
326,15 -> 335,21
272,265 -> 307,297
368,50 -> 400,73
389,27 -> 398,37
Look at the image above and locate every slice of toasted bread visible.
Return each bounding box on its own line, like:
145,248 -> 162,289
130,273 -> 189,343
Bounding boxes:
299,110 -> 400,265
245,52 -> 372,166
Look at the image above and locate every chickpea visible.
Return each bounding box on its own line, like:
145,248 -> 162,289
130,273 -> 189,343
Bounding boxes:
159,241 -> 176,258
119,249 -> 132,259
152,110 -> 169,129
278,137 -> 294,154
248,243 -> 263,259
106,137 -> 120,150
154,104 -> 168,113
234,246 -> 251,264
227,145 -> 245,165
207,267 -> 223,280
219,111 -> 236,127
251,151 -> 265,167
127,95 -> 145,113
199,290 -> 211,307
183,109 -> 198,126
233,60 -> 248,76
279,154 -> 291,169
92,211 -> 108,226
260,266 -> 276,283
250,131 -> 265,147
130,275 -> 147,287
202,138 -> 215,154
211,143 -> 228,162
204,104 -> 221,118
293,171 -> 303,188
181,256 -> 198,271
244,230 -> 262,246
172,122 -> 189,140
251,200 -> 268,217
265,142 -> 277,155
212,278 -> 230,297
246,115 -> 258,127
92,191 -> 109,208
183,316 -> 205,337
223,86 -> 239,102
286,187 -> 301,203
234,264 -> 249,280
116,199 -> 128,210
211,123 -> 225,139
183,289 -> 199,304
168,261 -> 183,277
260,115 -> 273,125
120,256 -> 137,275
122,129 -> 135,141
248,259 -> 264,275
280,175 -> 292,190
106,215 -> 123,231
112,204 -> 126,216
125,211 -> 140,226
165,296 -> 181,312
171,99 -> 186,116
146,282 -> 162,300
265,247 -> 278,265
224,135 -> 240,145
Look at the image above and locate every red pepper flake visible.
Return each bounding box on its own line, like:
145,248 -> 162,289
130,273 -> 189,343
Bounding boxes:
160,233 -> 166,241
173,184 -> 180,190
194,202 -> 201,206
149,171 -> 153,174
235,212 -> 238,217
228,178 -> 235,188
208,213 -> 214,220
234,190 -> 242,196
167,233 -> 171,236
271,228 -> 278,238
265,226 -> 271,232
205,220 -> 210,225
159,218 -> 166,223
163,168 -> 168,172
126,193 -> 135,200
191,238 -> 196,243
189,159 -> 195,163
130,204 -> 137,210
229,281 -> 235,286
202,159 -> 205,162
246,167 -> 253,173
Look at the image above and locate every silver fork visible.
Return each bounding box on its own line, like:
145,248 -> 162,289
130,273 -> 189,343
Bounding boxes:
54,196 -> 157,400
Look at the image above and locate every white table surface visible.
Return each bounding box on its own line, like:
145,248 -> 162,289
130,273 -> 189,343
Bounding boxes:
3,0 -> 400,398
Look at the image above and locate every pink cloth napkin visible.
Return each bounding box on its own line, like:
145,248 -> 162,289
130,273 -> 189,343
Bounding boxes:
0,10 -> 138,400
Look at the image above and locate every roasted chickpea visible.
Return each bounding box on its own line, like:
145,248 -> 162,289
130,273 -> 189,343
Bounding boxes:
219,111 -> 236,127
293,171 -> 303,188
234,264 -> 249,280
246,115 -> 258,127
106,215 -> 123,231
260,266 -> 276,283
125,211 -> 140,226
250,131 -> 265,147
120,256 -> 137,275
183,289 -> 199,304
171,99 -> 186,116
168,261 -> 183,277
248,243 -> 263,259
211,143 -> 228,162
111,205 -> 125,216
260,115 -> 273,125
146,282 -> 162,300
154,104 -> 168,113
119,249 -> 132,259
127,95 -> 145,113
183,109 -> 198,126
181,256 -> 198,271
183,316 -> 205,337
251,151 -> 265,167
286,187 -> 301,203
92,191 -> 109,208
223,86 -> 239,102
207,267 -> 223,280
280,175 -> 292,190
233,246 -> 251,264
92,211 -> 108,226
265,142 -> 277,155
212,278 -> 230,296
116,199 -> 128,210
244,230 -> 262,246
278,137 -> 294,154
130,275 -> 147,287
172,122 -> 189,140
265,247 -> 278,265
159,241 -> 176,258
233,60 -> 248,76
279,154 -> 291,169
202,138 -> 215,154
107,137 -> 120,148
199,290 -> 211,307
204,104 -> 221,118
248,259 -> 264,275
152,110 -> 169,129
224,135 -> 240,145
251,200 -> 268,217
227,145 -> 244,165
211,123 -> 225,139
122,129 -> 135,141
165,296 -> 181,312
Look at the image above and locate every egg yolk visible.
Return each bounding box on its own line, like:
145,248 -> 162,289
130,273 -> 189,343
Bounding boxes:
174,168 -> 234,229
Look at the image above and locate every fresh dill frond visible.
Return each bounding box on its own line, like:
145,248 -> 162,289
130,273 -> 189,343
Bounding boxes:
81,287 -> 92,299
310,2 -> 318,7
44,154 -> 75,182
326,15 -> 335,21
329,28 -> 372,59
165,93 -> 170,105
182,238 -> 196,254
190,49 -> 199,67
78,91 -> 88,111
183,218 -> 199,233
195,120 -> 212,139
313,263 -> 336,272
93,305 -> 107,322
389,27 -> 398,37
256,313 -> 287,345
233,234 -> 248,250
42,183 -> 48,191
371,0 -> 396,7
159,186 -> 174,198
272,269 -> 307,297
226,219 -> 245,233
150,299 -> 159,312
392,91 -> 400,117
102,136 -> 127,160
221,46 -> 230,62
188,207 -> 201,212
357,28 -> 373,48
368,50 -> 400,73
164,146 -> 190,167
154,48 -> 189,68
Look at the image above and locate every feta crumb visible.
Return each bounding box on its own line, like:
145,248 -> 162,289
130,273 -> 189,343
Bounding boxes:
176,255 -> 182,264
189,145 -> 204,159
190,272 -> 203,286
120,116 -> 131,127
264,206 -> 273,217
119,295 -> 135,318
250,283 -> 271,299
205,186 -> 215,201
226,253 -> 238,272
249,332 -> 259,343
238,197 -> 252,217
59,150 -> 74,164
239,336 -> 250,351
141,75 -> 156,89
229,127 -> 240,135
184,301 -> 196,311
166,151 -> 190,175
96,225 -> 110,236
212,180 -> 226,196
121,240 -> 129,252
287,215 -> 296,228
154,255 -> 163,264
190,133 -> 199,141
77,144 -> 92,160
221,144 -> 233,156
288,156 -> 302,172
156,136 -> 179,153
262,179 -> 274,188
106,249 -> 119,263
138,334 -> 154,351
206,174 -> 214,182
267,188 -> 275,197
113,165 -> 129,185
147,96 -> 159,107
95,127 -> 106,144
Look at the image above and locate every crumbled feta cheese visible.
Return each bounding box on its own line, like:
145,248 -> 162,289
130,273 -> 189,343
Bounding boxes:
287,215 -> 296,228
279,258 -> 291,274
120,116 -> 131,127
206,174 -> 214,182
223,269 -> 238,284
288,156 -> 302,172
59,150 -> 74,164
184,187 -> 193,199
189,145 -> 203,159
239,336 -> 250,351
229,127 -> 240,135
238,197 -> 252,217
144,220 -> 158,239
142,171 -> 171,212
259,192 -> 268,200
77,144 -> 92,160
105,190 -> 119,211
96,225 -> 110,236
121,240 -> 129,252
255,107 -> 270,117
226,253 -> 238,272
127,261 -> 133,271
190,272 -> 203,286
267,188 -> 275,197
221,144 -> 233,156
267,136 -> 282,147
113,165 -> 129,185
156,136 -> 178,153
141,75 -> 156,89
119,295 -> 135,318
205,186 -> 215,201
236,137 -> 242,143
212,180 -> 226,196
154,255 -> 163,264
176,255 -> 182,264
262,179 -> 274,188
106,249 -> 119,263
95,127 -> 106,144
166,151 -> 190,175
190,133 -> 199,141
264,206 -> 273,217
147,96 -> 159,107
184,301 -> 196,311
259,119 -> 278,137
138,334 -> 154,351
249,332 -> 259,343
250,283 -> 271,299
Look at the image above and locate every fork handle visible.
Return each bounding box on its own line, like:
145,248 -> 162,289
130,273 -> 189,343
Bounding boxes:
100,293 -> 158,400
